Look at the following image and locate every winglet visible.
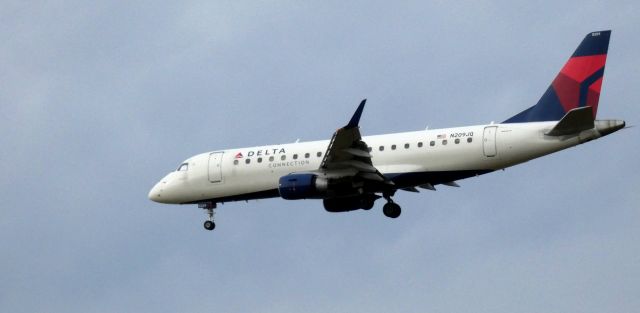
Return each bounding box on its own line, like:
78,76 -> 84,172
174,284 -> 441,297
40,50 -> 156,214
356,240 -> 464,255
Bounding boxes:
346,99 -> 366,129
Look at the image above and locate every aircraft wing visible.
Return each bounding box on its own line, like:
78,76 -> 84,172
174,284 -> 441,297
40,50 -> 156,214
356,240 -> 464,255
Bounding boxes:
318,100 -> 389,184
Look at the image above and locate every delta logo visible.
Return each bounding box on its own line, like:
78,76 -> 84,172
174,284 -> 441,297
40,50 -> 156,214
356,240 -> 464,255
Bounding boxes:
234,148 -> 286,159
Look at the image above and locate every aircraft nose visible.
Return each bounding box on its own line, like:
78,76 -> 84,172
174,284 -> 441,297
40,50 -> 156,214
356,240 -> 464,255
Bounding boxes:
148,182 -> 162,202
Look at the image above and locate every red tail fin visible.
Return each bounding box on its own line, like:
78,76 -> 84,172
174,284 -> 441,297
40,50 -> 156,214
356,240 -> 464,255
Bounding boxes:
504,31 -> 611,123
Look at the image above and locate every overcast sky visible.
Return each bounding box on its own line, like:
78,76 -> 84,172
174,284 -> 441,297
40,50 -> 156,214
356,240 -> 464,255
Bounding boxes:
1,1 -> 639,312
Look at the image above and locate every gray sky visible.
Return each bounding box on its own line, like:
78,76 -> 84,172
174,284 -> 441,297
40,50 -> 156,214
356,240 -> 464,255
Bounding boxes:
1,1 -> 638,312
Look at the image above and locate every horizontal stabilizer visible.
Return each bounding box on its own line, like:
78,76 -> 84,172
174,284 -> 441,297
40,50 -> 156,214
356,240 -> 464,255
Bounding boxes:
546,106 -> 595,136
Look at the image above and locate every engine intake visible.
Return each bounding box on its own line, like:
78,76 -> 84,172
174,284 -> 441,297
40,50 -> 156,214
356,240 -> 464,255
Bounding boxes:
278,173 -> 328,200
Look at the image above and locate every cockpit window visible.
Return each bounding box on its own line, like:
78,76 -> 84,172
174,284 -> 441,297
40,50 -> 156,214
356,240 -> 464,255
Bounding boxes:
176,163 -> 189,171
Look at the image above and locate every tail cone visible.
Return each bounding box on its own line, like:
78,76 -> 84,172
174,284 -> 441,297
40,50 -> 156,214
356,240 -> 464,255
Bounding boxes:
595,120 -> 625,137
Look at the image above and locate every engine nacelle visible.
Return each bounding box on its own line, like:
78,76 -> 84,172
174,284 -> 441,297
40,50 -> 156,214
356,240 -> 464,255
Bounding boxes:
278,173 -> 328,200
323,195 -> 376,212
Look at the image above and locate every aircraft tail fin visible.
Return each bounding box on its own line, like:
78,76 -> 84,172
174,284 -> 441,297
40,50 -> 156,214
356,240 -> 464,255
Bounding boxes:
503,31 -> 611,123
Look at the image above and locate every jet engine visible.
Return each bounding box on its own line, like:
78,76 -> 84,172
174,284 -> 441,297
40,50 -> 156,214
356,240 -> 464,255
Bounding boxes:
278,173 -> 328,200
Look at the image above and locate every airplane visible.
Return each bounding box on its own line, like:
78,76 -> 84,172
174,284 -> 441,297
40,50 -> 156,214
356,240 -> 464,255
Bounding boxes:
149,30 -> 625,231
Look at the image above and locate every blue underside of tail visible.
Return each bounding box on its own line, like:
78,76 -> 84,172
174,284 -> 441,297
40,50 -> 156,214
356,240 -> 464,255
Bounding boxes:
503,86 -> 567,123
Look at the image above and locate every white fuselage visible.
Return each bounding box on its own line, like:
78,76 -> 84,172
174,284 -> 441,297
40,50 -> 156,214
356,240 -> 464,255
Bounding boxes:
148,121 -> 606,205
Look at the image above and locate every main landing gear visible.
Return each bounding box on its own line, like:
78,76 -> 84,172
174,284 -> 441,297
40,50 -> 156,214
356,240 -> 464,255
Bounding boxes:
382,192 -> 401,218
199,202 -> 216,231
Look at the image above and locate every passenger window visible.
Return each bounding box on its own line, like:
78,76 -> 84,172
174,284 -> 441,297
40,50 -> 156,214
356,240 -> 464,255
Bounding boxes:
257,157 -> 262,163
317,152 -> 322,157
281,155 -> 286,160
269,156 -> 274,162
442,140 -> 448,145
233,160 -> 239,165
467,137 -> 473,143
418,142 -> 423,148
404,143 -> 410,149
245,158 -> 251,164
391,144 -> 396,150
305,153 -> 310,158
455,139 -> 460,144
379,146 -> 384,151
430,141 -> 435,146
293,154 -> 298,160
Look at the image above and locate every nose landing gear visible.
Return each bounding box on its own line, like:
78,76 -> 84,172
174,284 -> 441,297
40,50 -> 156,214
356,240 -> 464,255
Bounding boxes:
204,220 -> 215,230
199,202 -> 216,231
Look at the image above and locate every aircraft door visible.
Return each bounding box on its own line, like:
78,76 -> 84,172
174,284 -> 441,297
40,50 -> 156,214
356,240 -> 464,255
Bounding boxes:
483,126 -> 497,157
208,152 -> 224,183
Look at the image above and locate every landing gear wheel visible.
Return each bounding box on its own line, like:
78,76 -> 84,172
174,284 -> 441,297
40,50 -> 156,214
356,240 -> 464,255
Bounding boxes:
199,202 -> 217,231
383,202 -> 401,218
204,220 -> 216,231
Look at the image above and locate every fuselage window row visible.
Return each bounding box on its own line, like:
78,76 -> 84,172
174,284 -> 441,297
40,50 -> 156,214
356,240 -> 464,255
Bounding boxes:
233,137 -> 474,166
233,151 -> 323,166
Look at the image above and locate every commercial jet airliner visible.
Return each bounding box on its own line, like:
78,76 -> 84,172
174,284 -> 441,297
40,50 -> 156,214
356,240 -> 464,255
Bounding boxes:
149,30 -> 625,231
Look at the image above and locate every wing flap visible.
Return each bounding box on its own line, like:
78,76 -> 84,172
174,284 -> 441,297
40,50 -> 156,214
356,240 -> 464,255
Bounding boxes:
419,183 -> 436,191
356,172 -> 385,182
442,181 -> 460,187
343,148 -> 372,158
332,160 -> 377,172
